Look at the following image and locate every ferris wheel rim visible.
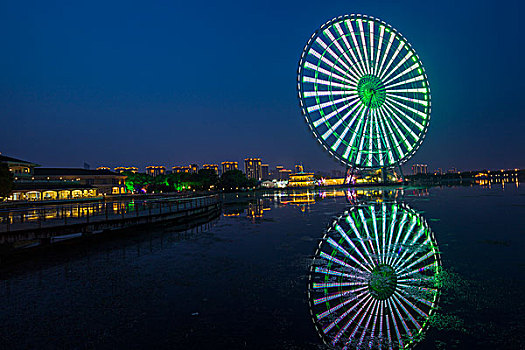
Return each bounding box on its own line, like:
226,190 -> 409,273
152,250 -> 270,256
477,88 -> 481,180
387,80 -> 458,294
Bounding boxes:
307,202 -> 441,349
297,14 -> 432,170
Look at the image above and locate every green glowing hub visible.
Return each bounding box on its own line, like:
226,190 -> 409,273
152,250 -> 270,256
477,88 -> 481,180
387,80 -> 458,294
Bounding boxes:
357,74 -> 386,109
368,264 -> 397,300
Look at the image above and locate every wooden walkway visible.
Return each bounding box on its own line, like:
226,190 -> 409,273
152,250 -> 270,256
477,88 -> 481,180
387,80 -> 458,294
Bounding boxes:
0,195 -> 220,245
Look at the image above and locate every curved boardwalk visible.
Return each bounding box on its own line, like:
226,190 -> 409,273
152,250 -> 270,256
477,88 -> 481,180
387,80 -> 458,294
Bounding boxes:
0,195 -> 220,245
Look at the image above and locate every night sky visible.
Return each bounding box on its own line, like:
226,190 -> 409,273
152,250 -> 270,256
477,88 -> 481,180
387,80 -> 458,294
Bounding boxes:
1,0 -> 524,172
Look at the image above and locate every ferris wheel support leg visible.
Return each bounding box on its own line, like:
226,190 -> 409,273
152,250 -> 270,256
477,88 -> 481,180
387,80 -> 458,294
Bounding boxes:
398,165 -> 406,183
345,166 -> 355,186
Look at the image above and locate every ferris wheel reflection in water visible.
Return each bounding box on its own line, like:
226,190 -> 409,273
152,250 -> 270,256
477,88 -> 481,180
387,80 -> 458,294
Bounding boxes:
308,201 -> 441,350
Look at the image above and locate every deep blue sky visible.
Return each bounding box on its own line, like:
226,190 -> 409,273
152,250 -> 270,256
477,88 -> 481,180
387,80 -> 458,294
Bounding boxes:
1,0 -> 523,172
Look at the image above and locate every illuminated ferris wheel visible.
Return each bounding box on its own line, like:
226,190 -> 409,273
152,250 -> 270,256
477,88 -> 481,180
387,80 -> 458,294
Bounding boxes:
308,202 -> 441,349
297,14 -> 431,170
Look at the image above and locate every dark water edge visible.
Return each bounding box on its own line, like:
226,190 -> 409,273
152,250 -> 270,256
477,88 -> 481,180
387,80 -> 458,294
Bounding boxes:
0,184 -> 524,349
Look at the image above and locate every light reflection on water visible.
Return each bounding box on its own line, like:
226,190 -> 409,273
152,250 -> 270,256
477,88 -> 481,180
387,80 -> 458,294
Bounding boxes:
0,184 -> 524,349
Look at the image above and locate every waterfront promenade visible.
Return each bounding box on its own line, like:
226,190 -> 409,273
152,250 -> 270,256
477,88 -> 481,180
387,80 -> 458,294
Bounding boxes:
0,194 -> 220,245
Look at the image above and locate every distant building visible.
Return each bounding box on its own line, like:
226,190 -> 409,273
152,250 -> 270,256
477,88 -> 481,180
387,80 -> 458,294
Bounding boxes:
295,164 -> 304,173
172,166 -> 190,173
190,164 -> 199,174
261,164 -> 269,180
412,164 -> 428,175
203,164 -> 219,174
288,173 -> 315,187
278,169 -> 292,180
221,161 -> 238,174
448,167 -> 458,174
97,166 -> 111,171
0,154 -> 39,179
114,166 -> 138,173
146,166 -> 166,177
244,158 -> 262,180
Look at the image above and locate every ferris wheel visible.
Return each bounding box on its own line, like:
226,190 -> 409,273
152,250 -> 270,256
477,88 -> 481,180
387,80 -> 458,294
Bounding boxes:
297,14 -> 431,170
308,202 -> 441,349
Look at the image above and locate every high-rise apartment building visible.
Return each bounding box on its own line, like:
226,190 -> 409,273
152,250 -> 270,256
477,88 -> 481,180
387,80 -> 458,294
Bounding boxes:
245,158 -> 262,180
261,164 -> 269,180
221,161 -> 238,174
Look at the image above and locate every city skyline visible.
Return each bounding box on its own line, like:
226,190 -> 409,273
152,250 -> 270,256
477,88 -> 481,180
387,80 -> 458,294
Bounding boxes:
1,0 -> 524,172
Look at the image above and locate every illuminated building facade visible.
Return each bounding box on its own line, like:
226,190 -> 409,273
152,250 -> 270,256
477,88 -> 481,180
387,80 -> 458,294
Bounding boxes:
190,164 -> 199,174
288,173 -> 315,187
146,166 -> 166,177
97,166 -> 111,171
244,158 -> 262,180
295,164 -> 304,173
412,164 -> 428,175
172,166 -> 191,173
203,164 -> 219,174
221,161 -> 238,174
261,164 -> 269,180
0,154 -> 39,179
115,167 -> 138,173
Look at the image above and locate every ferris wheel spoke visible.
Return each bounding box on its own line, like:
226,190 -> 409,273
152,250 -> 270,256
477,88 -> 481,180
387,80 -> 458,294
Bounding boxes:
381,204 -> 387,264
396,241 -> 434,274
308,48 -> 360,84
304,61 -> 356,86
355,113 -> 370,166
312,96 -> 358,127
326,236 -> 371,274
382,102 -> 419,143
344,297 -> 378,348
377,108 -> 396,164
357,19 -> 372,75
373,111 -> 385,167
392,226 -> 426,268
384,74 -> 424,89
334,22 -> 367,78
356,299 -> 380,349
397,285 -> 436,308
342,107 -> 366,161
386,298 -> 405,348
323,27 -> 363,82
316,289 -> 366,321
398,261 -> 437,279
313,286 -> 368,306
302,75 -> 350,90
307,94 -> 356,113
314,265 -> 368,282
330,294 -> 374,345
315,37 -> 353,72
331,104 -> 364,152
344,215 -> 376,269
391,294 -> 421,332
385,96 -> 427,122
303,90 -> 355,98
388,212 -> 409,265
392,217 -> 417,263
367,300 -> 381,349
386,92 -> 428,110
383,62 -> 420,87
345,20 -> 369,76
381,51 -> 413,83
377,31 -> 396,80
371,206 -> 382,265
321,103 -> 358,140
377,108 -> 406,163
373,25 -> 385,77
394,290 -> 430,319
378,40 -> 405,81
358,208 -> 378,265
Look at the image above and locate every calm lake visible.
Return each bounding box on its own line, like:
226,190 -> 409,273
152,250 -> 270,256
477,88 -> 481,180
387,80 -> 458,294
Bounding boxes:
1,184 -> 524,349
